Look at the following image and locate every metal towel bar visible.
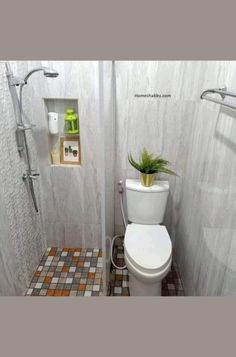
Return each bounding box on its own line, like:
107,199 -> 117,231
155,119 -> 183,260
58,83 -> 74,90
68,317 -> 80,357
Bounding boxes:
200,86 -> 236,110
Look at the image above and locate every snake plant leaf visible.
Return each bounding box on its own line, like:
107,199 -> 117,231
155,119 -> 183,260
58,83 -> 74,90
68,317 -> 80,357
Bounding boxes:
157,167 -> 178,176
128,153 -> 142,171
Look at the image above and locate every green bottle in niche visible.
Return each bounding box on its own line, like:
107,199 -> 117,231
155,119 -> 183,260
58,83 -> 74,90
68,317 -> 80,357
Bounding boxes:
64,108 -> 79,134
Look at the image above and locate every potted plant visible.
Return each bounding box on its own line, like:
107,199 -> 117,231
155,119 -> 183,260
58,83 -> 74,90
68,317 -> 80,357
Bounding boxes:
72,149 -> 78,157
128,148 -> 177,187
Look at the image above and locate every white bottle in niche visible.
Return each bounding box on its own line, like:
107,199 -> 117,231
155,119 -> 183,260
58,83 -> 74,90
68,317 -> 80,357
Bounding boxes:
48,112 -> 59,135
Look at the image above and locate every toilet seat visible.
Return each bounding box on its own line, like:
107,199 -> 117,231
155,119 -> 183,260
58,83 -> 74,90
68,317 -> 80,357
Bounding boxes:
124,223 -> 172,275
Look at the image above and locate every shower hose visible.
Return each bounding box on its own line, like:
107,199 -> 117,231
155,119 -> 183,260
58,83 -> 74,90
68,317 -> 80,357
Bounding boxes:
110,182 -> 127,270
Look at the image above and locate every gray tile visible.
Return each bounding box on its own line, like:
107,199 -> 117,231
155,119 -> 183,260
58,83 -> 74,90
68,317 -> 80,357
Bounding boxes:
72,284 -> 79,290
42,283 -> 50,289
56,283 -> 64,289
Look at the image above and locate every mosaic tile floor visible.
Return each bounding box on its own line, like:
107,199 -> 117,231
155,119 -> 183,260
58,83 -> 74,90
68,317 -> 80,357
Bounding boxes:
110,243 -> 184,296
26,247 -> 103,296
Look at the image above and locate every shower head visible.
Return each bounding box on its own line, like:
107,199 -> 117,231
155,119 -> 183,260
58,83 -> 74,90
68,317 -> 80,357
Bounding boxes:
23,66 -> 59,83
18,66 -> 59,111
43,67 -> 59,78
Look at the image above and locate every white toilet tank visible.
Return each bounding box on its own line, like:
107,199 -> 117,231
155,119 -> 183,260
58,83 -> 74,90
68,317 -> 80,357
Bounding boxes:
125,179 -> 169,224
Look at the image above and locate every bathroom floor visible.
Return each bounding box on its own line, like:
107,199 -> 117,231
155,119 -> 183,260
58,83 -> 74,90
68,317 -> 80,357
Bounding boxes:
26,247 -> 103,296
110,244 -> 184,296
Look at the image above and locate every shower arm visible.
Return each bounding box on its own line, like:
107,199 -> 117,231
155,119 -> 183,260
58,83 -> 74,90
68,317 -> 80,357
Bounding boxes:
19,68 -> 45,112
19,67 -> 58,115
23,68 -> 46,83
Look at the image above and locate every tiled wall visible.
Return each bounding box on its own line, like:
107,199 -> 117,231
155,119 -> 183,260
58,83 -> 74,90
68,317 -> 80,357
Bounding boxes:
0,62 -> 47,295
114,61 -> 236,295
17,61 -> 103,249
0,61 -> 106,294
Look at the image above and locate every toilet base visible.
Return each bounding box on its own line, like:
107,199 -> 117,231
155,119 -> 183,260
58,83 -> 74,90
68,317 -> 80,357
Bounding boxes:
129,272 -> 162,296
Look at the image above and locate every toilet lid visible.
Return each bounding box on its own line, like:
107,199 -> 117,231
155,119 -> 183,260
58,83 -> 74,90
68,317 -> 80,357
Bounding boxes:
124,224 -> 172,273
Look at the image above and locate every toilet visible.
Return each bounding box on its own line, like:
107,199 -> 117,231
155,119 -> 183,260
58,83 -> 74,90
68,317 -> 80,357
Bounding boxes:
124,179 -> 172,296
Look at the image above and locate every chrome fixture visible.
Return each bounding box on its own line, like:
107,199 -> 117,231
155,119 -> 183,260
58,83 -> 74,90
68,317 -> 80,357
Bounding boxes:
7,66 -> 59,86
5,62 -> 59,212
200,86 -> 236,110
23,67 -> 59,82
19,67 -> 59,115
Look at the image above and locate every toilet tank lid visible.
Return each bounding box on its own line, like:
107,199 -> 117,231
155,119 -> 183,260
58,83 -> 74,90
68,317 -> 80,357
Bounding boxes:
126,179 -> 169,193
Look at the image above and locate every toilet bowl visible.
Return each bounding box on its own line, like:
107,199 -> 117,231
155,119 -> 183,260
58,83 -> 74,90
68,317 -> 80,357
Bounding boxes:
124,179 -> 172,296
124,223 -> 172,296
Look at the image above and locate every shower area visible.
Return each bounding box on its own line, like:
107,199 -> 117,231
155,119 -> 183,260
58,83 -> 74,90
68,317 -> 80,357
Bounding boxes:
0,60 -> 235,296
0,61 -> 110,296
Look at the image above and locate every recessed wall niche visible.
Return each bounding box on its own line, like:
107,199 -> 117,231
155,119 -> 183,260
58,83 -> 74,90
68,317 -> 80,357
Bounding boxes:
43,98 -> 81,166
